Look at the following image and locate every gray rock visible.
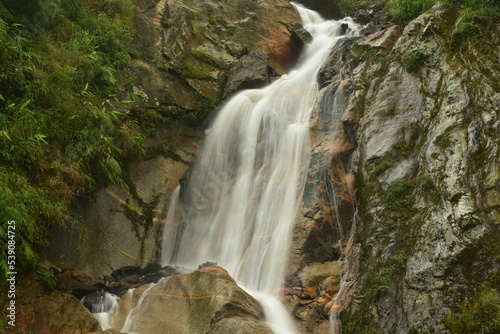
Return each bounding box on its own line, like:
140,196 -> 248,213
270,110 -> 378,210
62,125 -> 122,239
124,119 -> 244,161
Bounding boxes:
108,267 -> 273,334
224,51 -> 269,98
354,9 -> 372,24
291,22 -> 313,49
332,2 -> 500,333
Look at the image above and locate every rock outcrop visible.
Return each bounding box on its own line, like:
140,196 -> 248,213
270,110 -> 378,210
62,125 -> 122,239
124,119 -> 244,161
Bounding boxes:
45,0 -> 304,279
286,2 -> 499,333
328,2 -> 500,333
105,266 -> 273,334
285,37 -> 359,333
132,0 -> 301,120
11,282 -> 101,334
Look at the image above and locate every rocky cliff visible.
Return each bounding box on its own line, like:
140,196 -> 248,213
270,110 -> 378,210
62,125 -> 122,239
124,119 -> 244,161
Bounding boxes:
327,2 -> 500,333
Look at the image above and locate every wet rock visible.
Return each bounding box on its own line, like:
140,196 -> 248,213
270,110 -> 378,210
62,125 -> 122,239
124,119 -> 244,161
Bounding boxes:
111,266 -> 142,280
105,281 -> 130,297
341,23 -> 349,35
298,261 -> 342,295
103,264 -> 180,296
337,2 -> 500,333
107,266 -> 273,334
288,38 -> 358,333
15,286 -> 101,334
81,292 -> 118,313
224,51 -> 269,98
354,9 -> 372,24
198,261 -> 218,269
55,269 -> 104,300
291,22 -> 313,49
206,317 -> 274,334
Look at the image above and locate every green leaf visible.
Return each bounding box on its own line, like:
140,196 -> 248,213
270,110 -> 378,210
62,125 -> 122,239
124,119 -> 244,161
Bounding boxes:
21,99 -> 31,108
0,130 -> 11,141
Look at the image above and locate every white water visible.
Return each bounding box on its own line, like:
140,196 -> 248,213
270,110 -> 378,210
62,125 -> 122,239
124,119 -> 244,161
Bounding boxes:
160,3 -> 360,333
93,4 -> 360,333
81,292 -> 119,330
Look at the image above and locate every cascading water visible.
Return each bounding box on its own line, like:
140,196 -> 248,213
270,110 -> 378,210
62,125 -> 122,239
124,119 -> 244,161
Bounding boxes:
161,3 -> 360,333
92,4 -> 360,334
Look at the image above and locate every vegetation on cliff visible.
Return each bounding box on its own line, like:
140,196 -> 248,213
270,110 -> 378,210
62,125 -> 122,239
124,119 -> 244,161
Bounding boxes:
339,0 -> 498,24
0,0 -> 143,284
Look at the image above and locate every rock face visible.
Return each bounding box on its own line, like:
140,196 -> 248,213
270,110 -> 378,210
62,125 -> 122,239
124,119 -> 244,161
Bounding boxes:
46,122 -> 201,278
132,0 -> 301,119
107,266 -> 273,334
328,2 -> 500,333
285,2 -> 500,333
285,37 -> 359,333
12,283 -> 101,334
223,51 -> 270,98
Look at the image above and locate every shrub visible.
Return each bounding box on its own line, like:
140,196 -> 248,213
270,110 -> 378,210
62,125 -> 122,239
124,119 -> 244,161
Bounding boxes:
444,287 -> 500,333
367,253 -> 408,302
0,0 -> 142,281
390,0 -> 437,23
403,51 -> 428,73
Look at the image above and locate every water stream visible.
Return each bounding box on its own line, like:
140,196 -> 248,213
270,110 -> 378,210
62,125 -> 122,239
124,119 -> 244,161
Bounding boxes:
91,4 -> 360,333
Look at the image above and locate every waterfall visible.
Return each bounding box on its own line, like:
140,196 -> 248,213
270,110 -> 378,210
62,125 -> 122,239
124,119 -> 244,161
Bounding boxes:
160,3 -> 360,333
92,4 -> 361,334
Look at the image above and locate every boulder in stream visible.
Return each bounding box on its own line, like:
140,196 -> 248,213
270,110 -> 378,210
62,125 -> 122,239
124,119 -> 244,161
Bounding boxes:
111,266 -> 273,334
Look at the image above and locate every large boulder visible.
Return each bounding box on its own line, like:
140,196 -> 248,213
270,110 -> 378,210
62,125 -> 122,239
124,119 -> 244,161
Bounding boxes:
13,285 -> 101,334
109,266 -> 273,334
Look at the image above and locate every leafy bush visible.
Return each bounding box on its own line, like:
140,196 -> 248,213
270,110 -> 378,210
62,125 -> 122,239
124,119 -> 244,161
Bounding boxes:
0,0 -> 143,281
390,0 -> 437,23
387,178 -> 414,206
0,168 -> 72,280
403,51 -> 428,73
367,253 -> 408,301
444,288 -> 500,333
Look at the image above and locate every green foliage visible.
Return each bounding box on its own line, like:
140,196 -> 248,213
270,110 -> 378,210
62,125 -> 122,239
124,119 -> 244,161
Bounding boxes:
434,128 -> 453,149
337,0 -> 387,17
0,168 -> 71,281
340,0 -> 498,27
393,139 -> 414,157
387,178 -> 414,207
343,312 -> 378,334
403,51 -> 428,73
367,253 -> 408,302
374,160 -> 394,176
444,287 -> 500,333
390,0 -> 437,23
37,266 -> 57,289
366,157 -> 394,177
448,2 -> 499,48
0,0 -> 143,280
